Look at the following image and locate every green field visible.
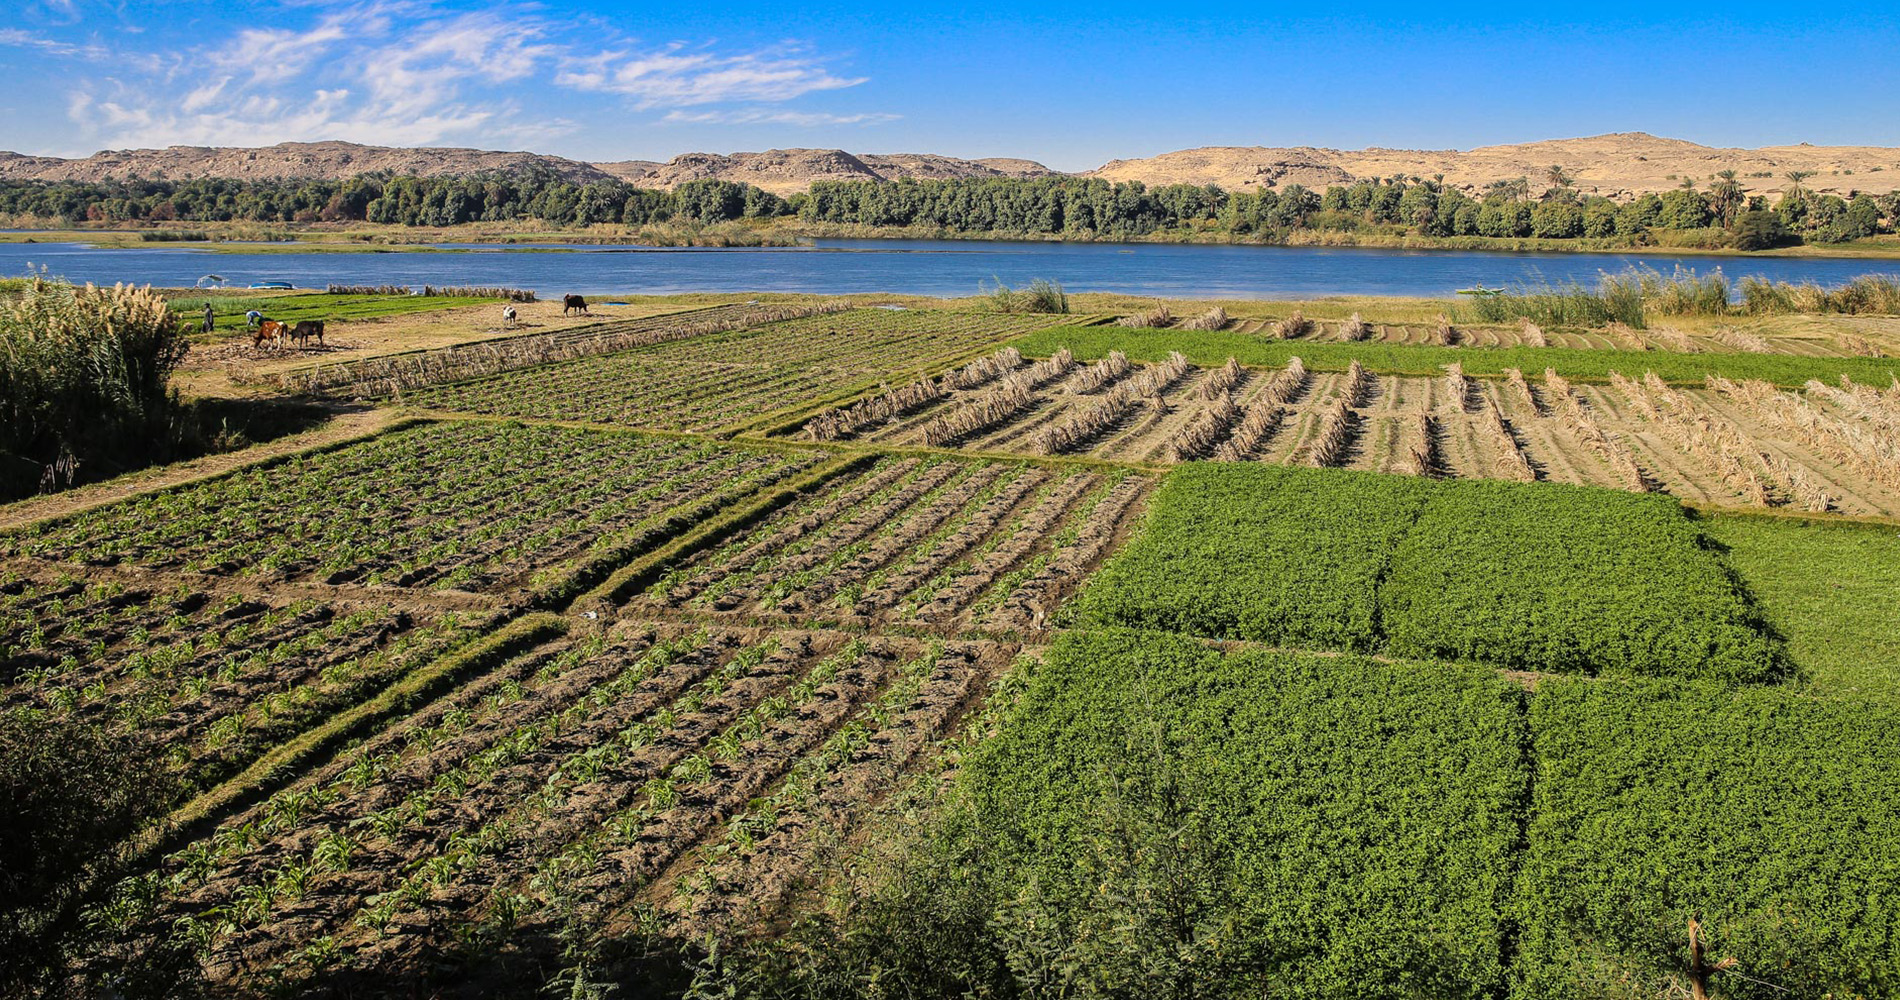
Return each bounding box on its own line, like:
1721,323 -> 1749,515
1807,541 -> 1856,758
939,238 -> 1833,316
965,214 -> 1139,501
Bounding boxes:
1701,513 -> 1900,696
1071,464 -> 1778,681
1009,325 -> 1900,387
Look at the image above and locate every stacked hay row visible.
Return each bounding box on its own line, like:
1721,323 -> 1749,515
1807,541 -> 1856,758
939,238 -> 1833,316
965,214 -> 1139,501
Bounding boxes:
805,379 -> 945,441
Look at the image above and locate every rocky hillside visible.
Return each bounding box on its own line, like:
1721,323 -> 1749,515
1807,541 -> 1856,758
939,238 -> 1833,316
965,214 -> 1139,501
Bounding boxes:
0,141 -> 1056,194
4,134 -> 1896,198
1086,133 -> 1900,199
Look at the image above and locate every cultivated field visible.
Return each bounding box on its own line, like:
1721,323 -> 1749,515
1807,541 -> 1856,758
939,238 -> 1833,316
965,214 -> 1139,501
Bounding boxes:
5,290 -> 1899,999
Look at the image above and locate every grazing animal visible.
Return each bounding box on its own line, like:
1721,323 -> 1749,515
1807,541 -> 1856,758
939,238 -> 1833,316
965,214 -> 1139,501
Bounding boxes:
290,320 -> 325,348
502,305 -> 517,325
253,319 -> 287,349
562,294 -> 588,315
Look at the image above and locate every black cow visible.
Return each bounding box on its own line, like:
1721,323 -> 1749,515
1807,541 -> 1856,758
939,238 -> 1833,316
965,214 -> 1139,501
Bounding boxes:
290,320 -> 325,348
562,294 -> 589,315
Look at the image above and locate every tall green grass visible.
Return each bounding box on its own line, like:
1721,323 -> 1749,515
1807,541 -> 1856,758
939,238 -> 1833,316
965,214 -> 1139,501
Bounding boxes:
1462,271 -> 1647,328
1,277 -> 187,496
1740,274 -> 1900,315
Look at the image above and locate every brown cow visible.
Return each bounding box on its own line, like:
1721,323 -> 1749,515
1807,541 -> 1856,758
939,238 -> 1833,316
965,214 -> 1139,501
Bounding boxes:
290,320 -> 325,349
252,319 -> 287,349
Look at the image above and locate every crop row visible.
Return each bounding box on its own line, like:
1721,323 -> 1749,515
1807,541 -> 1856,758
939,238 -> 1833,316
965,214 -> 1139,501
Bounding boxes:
1,422 -> 824,595
0,565 -> 484,798
634,455 -> 1150,634
1070,463 -> 1778,681
400,309 -> 1063,431
86,623 -> 1012,995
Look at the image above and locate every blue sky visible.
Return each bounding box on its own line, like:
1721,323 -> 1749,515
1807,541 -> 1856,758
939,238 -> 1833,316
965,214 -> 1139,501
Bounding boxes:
3,0 -> 1898,171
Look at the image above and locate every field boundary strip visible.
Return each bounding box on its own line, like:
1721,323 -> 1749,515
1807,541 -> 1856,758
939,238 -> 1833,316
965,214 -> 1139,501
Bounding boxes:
0,555 -> 509,615
134,612 -> 570,869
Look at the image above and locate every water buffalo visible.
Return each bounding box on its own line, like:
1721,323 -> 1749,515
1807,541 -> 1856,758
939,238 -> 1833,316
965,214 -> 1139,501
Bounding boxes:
562,294 -> 588,315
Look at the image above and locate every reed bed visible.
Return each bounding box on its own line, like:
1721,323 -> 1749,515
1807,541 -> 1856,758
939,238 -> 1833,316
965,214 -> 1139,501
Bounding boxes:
1181,306 -> 1230,331
282,301 -> 848,396
804,378 -> 944,441
1339,313 -> 1372,342
941,346 -> 1024,390
1166,393 -> 1243,461
1641,269 -> 1730,317
1196,357 -> 1247,400
1740,274 -> 1900,315
1115,303 -> 1172,329
1273,311 -> 1313,340
1068,351 -> 1132,395
1462,271 -> 1647,328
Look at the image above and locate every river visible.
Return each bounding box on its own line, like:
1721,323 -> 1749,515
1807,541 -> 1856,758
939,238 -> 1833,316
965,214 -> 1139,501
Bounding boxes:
3,237 -> 1896,299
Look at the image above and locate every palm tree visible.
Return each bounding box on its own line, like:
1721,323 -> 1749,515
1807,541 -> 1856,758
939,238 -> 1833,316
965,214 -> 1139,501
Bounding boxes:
1783,170 -> 1815,202
1544,164 -> 1574,190
1708,169 -> 1744,227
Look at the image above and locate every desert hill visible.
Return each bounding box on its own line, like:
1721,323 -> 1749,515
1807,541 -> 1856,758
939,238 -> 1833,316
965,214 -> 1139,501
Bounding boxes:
3,134 -> 1898,199
1086,133 -> 1900,199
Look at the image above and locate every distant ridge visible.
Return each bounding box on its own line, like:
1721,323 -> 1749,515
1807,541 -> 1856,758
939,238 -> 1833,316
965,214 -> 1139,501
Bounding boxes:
3,134 -> 1897,198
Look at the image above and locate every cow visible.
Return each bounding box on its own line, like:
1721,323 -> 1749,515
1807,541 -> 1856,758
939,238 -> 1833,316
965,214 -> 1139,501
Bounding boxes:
562,294 -> 588,315
502,305 -> 518,326
252,319 -> 287,349
290,320 -> 325,349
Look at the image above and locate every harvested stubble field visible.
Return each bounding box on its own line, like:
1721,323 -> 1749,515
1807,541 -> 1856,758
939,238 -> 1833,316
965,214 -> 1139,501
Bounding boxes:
825,345 -> 1900,515
6,290 -> 1900,1000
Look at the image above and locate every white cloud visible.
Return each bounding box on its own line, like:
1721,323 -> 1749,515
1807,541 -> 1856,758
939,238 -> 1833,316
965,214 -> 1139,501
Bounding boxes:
28,3 -> 880,152
662,108 -> 899,127
555,43 -> 866,109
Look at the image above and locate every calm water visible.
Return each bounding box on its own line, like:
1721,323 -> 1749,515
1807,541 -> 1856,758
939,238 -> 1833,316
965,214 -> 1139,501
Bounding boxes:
4,237 -> 1897,299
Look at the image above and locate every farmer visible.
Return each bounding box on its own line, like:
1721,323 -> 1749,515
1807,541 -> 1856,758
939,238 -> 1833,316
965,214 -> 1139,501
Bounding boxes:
202,302 -> 215,334
245,309 -> 264,328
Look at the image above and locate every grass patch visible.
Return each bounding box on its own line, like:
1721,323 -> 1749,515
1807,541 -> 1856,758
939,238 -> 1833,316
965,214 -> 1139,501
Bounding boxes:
165,291 -> 496,337
1700,513 -> 1900,697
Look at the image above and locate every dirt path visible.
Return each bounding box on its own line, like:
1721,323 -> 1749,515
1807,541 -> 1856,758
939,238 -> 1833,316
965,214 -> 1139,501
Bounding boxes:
0,406 -> 395,533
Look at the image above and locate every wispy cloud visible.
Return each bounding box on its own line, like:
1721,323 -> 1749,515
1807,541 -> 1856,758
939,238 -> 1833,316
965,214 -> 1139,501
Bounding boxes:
20,3 -> 883,153
662,108 -> 900,127
555,43 -> 866,109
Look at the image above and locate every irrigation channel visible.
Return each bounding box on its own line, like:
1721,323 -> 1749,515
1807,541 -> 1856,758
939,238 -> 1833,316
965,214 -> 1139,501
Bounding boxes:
5,237 -> 1898,298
